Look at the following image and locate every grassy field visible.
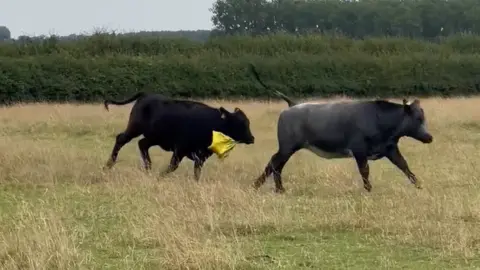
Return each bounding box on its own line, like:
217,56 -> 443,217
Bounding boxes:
1,97 -> 480,269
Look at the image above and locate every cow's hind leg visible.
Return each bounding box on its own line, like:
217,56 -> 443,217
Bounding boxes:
138,138 -> 153,170
254,149 -> 296,193
386,145 -> 421,189
160,150 -> 185,176
353,154 -> 372,192
105,131 -> 138,169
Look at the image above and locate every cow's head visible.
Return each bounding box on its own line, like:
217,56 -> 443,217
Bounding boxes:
401,99 -> 433,144
219,107 -> 255,144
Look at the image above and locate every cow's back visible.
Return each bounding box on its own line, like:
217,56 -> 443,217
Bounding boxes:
277,101 -> 378,151
142,100 -> 221,151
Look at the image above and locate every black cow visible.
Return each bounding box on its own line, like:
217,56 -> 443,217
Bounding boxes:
103,92 -> 255,180
249,64 -> 433,193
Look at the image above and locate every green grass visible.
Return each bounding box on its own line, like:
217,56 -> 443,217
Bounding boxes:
2,184 -> 477,269
2,99 -> 480,269
255,231 -> 476,269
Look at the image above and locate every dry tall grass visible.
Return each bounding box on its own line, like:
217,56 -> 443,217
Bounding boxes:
1,97 -> 480,269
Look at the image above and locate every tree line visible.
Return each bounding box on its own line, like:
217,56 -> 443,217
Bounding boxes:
210,0 -> 480,39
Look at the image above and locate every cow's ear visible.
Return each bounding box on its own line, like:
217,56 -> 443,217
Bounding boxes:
219,107 -> 229,119
234,107 -> 245,116
402,99 -> 408,105
403,101 -> 413,114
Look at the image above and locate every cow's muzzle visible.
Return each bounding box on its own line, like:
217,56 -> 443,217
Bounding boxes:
245,136 -> 255,144
420,133 -> 433,144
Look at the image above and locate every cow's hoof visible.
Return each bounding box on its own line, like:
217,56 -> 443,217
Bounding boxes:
252,182 -> 262,190
142,168 -> 152,174
252,178 -> 266,190
104,159 -> 115,168
274,187 -> 286,194
363,184 -> 372,192
415,183 -> 423,189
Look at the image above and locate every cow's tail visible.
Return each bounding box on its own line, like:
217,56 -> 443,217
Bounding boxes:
104,92 -> 146,111
271,90 -> 297,108
248,63 -> 297,107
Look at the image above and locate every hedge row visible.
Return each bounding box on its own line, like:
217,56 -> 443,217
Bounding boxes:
3,33 -> 480,58
2,50 -> 480,103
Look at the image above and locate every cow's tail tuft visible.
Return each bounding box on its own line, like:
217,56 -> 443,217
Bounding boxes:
272,90 -> 297,108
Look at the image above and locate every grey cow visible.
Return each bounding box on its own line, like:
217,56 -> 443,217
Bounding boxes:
249,64 -> 433,193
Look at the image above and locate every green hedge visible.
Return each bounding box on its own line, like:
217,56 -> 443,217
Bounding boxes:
2,34 -> 480,103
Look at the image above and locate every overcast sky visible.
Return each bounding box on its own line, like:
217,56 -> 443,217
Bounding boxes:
1,0 -> 216,38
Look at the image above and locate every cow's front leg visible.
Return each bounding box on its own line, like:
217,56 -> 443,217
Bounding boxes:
386,145 -> 421,189
353,154 -> 372,192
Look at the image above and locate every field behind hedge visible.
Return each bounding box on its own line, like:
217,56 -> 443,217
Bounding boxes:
2,33 -> 480,103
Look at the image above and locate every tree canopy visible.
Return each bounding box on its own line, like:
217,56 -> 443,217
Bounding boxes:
0,26 -> 11,41
210,0 -> 480,39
